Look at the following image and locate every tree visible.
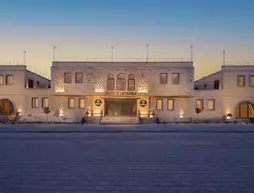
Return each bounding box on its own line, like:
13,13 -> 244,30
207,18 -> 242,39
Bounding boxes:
195,107 -> 202,123
43,107 -> 51,121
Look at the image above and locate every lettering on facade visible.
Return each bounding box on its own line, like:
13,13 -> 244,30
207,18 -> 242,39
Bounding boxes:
95,99 -> 102,106
105,92 -> 137,96
140,100 -> 147,107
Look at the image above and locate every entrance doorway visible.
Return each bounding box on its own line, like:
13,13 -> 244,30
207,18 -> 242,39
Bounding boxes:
0,99 -> 15,115
235,101 -> 254,118
104,99 -> 137,117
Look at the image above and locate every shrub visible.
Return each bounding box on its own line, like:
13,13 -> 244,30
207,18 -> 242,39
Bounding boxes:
43,107 -> 51,121
195,108 -> 201,114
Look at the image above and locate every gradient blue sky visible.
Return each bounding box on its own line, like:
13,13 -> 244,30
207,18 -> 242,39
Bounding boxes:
0,0 -> 253,79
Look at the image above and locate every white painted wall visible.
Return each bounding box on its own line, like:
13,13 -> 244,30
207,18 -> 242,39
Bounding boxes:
1,63 -> 253,122
194,65 -> 254,119
51,61 -> 194,97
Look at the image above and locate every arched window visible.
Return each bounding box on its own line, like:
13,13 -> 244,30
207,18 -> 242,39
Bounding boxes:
128,74 -> 135,91
235,101 -> 254,118
116,73 -> 126,91
107,74 -> 115,91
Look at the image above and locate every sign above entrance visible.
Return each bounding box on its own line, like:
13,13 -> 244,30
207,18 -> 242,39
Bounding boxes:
95,99 -> 102,106
140,100 -> 147,107
105,91 -> 137,96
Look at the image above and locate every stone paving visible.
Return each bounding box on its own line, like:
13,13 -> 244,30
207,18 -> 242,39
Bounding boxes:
0,124 -> 254,192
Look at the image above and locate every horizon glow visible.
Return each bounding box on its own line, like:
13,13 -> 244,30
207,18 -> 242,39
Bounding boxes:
0,0 -> 254,79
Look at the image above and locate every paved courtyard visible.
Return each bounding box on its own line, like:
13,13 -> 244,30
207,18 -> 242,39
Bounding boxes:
0,124 -> 254,193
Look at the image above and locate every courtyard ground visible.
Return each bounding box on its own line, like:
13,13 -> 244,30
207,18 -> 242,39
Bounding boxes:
0,124 -> 254,192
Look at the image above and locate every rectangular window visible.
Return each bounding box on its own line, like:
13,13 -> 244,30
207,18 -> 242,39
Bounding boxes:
160,73 -> 167,84
64,72 -> 72,84
249,75 -> 254,87
214,80 -> 220,89
31,97 -> 39,108
42,98 -> 49,108
6,75 -> 13,85
79,98 -> 85,109
156,99 -> 163,110
172,73 -> 180,84
196,99 -> 203,110
237,75 -> 245,87
167,99 -> 174,110
0,75 -> 3,85
75,72 -> 83,84
68,98 -> 75,109
208,99 -> 215,110
28,79 -> 34,88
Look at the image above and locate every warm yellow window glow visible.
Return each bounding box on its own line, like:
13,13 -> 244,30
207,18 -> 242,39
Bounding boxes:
208,99 -> 215,110
68,98 -> 75,109
156,99 -> 163,110
167,99 -> 174,110
79,98 -> 85,109
31,97 -> 39,108
42,98 -> 49,108
0,75 -> 3,85
196,99 -> 203,110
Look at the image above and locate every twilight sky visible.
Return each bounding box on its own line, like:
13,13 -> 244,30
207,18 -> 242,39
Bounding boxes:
0,0 -> 253,79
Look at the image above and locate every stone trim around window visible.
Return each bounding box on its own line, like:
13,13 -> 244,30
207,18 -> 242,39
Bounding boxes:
237,75 -> 245,87
207,99 -> 215,111
68,98 -> 75,109
31,97 -> 39,108
167,99 -> 174,111
156,99 -> 163,110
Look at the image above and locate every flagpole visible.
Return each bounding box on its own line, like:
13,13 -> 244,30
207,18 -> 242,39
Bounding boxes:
111,46 -> 114,62
53,45 -> 56,61
146,44 -> 149,62
23,50 -> 26,65
223,49 -> 226,66
190,45 -> 193,61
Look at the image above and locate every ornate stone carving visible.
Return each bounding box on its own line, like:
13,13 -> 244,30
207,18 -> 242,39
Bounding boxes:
55,73 -> 65,92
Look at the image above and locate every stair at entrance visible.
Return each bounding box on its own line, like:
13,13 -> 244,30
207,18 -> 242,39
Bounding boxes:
100,116 -> 140,125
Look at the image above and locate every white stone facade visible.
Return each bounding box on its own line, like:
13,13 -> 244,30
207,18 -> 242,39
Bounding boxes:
0,62 -> 253,123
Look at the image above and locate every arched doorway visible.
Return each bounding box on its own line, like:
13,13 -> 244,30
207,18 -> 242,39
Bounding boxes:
0,99 -> 15,115
235,101 -> 254,118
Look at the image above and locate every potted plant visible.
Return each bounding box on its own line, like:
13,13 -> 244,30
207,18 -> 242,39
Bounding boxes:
43,107 -> 51,122
195,107 -> 201,123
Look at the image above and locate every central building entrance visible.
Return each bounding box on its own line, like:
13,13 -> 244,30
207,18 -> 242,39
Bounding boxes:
104,99 -> 137,117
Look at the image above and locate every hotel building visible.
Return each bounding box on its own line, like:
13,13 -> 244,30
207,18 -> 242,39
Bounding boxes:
0,60 -> 253,123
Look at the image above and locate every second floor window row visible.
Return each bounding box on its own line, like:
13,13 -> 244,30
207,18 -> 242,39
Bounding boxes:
237,75 -> 254,87
107,73 -> 135,91
64,72 -> 84,84
0,75 -> 13,85
160,73 -> 180,85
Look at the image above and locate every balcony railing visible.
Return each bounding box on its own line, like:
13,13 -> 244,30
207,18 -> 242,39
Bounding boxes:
55,57 -> 192,62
